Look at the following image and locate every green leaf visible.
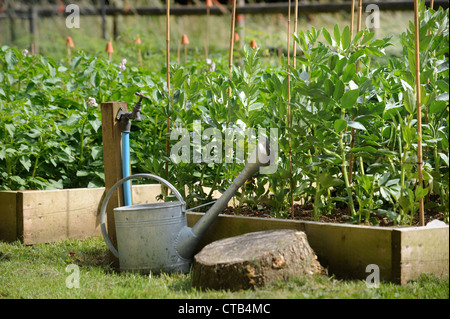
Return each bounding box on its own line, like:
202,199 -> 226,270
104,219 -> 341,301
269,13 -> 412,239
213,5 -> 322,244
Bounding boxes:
333,24 -> 341,48
249,102 -> 264,111
89,119 -> 101,132
10,175 -> 26,186
20,156 -> 32,172
342,63 -> 356,83
70,56 -> 82,69
4,123 -> 15,137
347,121 -> 367,131
429,100 -> 447,114
352,30 -> 364,45
439,153 -> 449,167
76,170 -> 90,177
91,146 -> 102,160
350,146 -> 377,154
334,119 -> 347,133
318,172 -> 344,188
324,78 -> 334,96
322,28 -> 333,46
348,50 -> 366,64
340,89 -> 360,109
407,48 -> 416,75
403,87 -> 416,115
333,79 -> 345,100
341,26 -> 351,50
5,50 -> 18,68
398,196 -> 411,211
360,31 -> 375,45
414,185 -> 428,201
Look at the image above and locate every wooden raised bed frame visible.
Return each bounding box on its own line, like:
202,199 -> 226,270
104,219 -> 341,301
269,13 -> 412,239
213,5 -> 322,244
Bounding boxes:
1,187 -> 448,285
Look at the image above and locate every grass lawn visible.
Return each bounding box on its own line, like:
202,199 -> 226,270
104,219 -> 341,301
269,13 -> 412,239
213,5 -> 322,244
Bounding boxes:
0,236 -> 448,299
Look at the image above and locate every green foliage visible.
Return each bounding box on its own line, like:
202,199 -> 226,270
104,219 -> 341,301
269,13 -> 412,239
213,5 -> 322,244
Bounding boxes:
0,3 -> 448,225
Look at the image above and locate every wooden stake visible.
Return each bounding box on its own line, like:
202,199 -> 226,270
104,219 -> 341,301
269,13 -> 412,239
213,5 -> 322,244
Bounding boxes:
181,34 -> 189,64
177,41 -> 181,64
136,36 -> 143,68
228,0 -> 237,97
287,0 -> 294,215
414,0 -> 425,226
66,36 -> 74,65
101,101 -> 128,268
106,38 -> 114,61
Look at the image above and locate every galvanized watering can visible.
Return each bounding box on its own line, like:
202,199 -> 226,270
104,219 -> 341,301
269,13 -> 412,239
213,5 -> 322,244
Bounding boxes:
100,136 -> 274,273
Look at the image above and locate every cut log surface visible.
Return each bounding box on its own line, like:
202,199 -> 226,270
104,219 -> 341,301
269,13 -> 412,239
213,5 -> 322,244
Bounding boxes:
192,229 -> 325,291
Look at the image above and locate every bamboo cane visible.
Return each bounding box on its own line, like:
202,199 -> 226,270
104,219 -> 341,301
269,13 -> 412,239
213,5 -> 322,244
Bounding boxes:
425,0 -> 434,207
348,0 -> 363,186
293,0 -> 298,69
206,0 -> 212,60
287,0 -> 294,215
165,0 -> 171,189
414,0 -> 425,226
228,0 -> 237,97
350,0 -> 355,39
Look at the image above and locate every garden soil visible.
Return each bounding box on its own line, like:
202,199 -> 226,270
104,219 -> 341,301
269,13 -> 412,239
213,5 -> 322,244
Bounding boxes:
221,204 -> 446,227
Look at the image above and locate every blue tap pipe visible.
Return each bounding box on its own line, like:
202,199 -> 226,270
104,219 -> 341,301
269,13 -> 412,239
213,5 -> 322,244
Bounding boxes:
122,132 -> 132,206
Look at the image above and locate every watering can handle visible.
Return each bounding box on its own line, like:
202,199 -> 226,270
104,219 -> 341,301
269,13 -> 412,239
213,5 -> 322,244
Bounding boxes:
99,173 -> 185,258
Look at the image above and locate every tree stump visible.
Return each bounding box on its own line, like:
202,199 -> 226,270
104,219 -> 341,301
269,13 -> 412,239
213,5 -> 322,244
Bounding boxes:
192,229 -> 325,291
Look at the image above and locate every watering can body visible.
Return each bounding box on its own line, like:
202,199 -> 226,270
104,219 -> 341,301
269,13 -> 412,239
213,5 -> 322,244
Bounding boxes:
114,202 -> 191,273
99,136 -> 273,273
100,173 -> 193,274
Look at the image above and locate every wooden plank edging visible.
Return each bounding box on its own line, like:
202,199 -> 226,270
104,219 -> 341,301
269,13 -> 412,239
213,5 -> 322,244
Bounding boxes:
187,212 -> 449,284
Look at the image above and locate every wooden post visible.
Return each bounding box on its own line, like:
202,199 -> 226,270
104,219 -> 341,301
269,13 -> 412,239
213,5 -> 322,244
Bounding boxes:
29,6 -> 38,53
101,101 -> 127,267
237,0 -> 246,49
101,0 -> 107,40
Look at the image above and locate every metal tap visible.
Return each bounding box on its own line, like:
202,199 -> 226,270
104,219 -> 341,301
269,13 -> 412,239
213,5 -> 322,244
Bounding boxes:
116,92 -> 150,132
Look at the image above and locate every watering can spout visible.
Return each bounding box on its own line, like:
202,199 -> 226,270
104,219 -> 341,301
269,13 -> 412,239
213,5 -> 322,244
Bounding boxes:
176,135 -> 275,260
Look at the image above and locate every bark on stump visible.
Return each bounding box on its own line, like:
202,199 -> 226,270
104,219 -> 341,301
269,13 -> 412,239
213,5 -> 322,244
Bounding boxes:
192,229 -> 325,291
